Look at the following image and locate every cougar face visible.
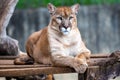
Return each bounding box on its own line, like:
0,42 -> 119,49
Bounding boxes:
48,3 -> 79,35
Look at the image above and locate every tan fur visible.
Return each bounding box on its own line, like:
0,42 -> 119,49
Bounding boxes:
14,3 -> 91,73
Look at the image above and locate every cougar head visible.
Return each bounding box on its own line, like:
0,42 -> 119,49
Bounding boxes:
48,3 -> 80,35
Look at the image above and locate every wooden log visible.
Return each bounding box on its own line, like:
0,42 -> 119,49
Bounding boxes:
0,53 -> 110,59
85,51 -> 120,80
90,53 -> 109,58
0,67 -> 75,77
0,56 -> 18,60
87,62 -> 120,80
84,66 -> 100,80
109,50 -> 120,59
78,73 -> 85,80
0,52 -> 119,79
0,0 -> 19,55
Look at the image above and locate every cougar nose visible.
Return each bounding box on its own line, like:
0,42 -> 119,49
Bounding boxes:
63,25 -> 68,29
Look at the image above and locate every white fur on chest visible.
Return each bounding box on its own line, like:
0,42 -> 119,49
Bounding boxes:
48,27 -> 82,56
60,35 -> 81,56
63,42 -> 81,56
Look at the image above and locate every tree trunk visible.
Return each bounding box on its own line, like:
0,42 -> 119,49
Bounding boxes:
0,0 -> 19,55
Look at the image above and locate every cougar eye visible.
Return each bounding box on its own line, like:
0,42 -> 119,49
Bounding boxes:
69,16 -> 73,20
56,16 -> 62,20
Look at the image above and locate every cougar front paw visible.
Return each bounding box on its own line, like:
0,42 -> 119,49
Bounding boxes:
73,59 -> 88,73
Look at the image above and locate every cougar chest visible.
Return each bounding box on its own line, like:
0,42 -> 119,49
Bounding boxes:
60,36 -> 80,56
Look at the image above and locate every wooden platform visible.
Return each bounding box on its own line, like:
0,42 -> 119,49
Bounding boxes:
0,51 -> 120,80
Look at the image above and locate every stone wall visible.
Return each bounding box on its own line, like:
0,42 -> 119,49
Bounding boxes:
7,5 -> 120,53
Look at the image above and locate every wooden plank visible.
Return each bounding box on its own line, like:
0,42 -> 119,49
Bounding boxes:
88,57 -> 116,66
0,60 -> 14,65
0,56 -> 18,59
90,53 -> 109,58
0,52 -> 119,78
0,57 -> 116,68
0,64 -> 50,69
0,54 -> 110,60
0,67 -> 75,77
0,57 -> 111,65
0,57 -> 115,77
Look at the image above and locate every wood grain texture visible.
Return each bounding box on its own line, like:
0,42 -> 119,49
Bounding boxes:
0,51 -> 120,80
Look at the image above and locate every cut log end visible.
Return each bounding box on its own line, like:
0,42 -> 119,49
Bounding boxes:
109,50 -> 120,58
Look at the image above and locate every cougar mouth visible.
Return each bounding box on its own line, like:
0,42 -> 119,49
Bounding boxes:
60,26 -> 71,35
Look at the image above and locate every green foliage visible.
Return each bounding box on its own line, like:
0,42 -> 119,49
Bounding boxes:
17,0 -> 120,9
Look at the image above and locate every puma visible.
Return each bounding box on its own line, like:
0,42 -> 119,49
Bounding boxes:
14,3 -> 91,74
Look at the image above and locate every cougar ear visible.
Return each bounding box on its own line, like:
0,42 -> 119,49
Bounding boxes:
48,3 -> 56,15
71,4 -> 80,14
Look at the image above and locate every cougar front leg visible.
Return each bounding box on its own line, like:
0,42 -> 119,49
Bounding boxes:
76,50 -> 91,60
75,50 -> 91,73
51,52 -> 89,73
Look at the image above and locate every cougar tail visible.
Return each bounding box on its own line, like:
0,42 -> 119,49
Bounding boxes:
14,51 -> 34,65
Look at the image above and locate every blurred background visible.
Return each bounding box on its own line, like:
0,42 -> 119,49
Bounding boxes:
5,0 -> 120,80
7,0 -> 120,54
